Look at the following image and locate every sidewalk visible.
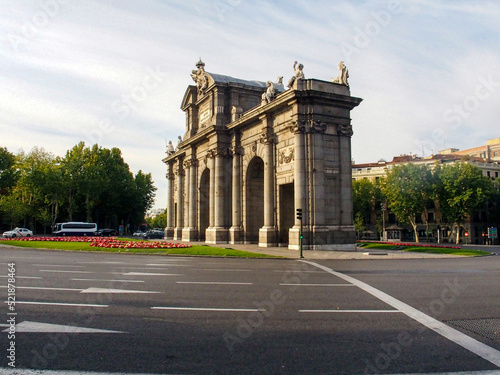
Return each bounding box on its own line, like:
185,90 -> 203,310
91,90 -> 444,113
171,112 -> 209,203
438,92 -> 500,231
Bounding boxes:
161,239 -> 461,260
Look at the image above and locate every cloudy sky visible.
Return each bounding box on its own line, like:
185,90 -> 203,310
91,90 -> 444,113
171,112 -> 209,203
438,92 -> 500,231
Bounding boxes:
2,0 -> 500,209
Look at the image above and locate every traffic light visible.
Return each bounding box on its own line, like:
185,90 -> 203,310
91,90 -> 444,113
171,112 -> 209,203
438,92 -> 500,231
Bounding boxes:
465,231 -> 469,237
296,208 -> 302,221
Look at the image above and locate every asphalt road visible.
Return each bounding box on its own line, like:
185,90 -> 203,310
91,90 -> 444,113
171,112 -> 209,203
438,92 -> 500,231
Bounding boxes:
0,248 -> 499,374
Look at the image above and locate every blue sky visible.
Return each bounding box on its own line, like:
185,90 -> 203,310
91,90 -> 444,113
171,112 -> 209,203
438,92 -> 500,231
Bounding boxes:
2,0 -> 500,209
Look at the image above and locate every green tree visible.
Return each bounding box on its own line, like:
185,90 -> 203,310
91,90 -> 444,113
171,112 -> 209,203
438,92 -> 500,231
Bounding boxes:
435,162 -> 493,244
383,164 -> 433,242
146,209 -> 167,229
0,147 -> 18,194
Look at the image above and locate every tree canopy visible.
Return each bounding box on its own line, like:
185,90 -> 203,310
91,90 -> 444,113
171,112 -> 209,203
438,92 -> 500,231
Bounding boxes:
0,143 -> 157,233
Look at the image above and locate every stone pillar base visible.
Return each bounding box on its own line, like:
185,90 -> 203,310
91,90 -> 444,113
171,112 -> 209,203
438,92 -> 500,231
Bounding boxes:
259,226 -> 278,247
288,225 -> 356,251
173,228 -> 183,241
164,227 -> 174,240
288,226 -> 307,251
205,227 -> 229,244
229,227 -> 244,244
182,227 -> 198,242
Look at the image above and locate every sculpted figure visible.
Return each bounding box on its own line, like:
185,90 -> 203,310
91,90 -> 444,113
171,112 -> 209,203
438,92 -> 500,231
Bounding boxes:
167,140 -> 175,154
191,58 -> 208,94
332,61 -> 349,86
287,61 -> 304,89
176,135 -> 182,150
263,81 -> 277,103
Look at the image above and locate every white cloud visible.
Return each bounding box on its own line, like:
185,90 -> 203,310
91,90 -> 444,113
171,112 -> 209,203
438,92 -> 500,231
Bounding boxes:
1,0 -> 500,209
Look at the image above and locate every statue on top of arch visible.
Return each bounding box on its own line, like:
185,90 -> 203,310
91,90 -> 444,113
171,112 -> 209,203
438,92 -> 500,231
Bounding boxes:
190,58 -> 209,95
332,61 -> 349,86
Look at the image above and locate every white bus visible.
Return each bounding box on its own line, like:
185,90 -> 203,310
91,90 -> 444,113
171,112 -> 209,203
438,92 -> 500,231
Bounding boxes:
53,222 -> 98,236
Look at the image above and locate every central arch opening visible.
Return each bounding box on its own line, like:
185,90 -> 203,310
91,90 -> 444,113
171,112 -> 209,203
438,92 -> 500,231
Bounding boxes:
245,157 -> 264,243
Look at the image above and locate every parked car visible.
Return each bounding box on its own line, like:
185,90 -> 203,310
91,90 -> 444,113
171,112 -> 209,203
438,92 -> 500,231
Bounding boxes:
2,227 -> 33,238
143,230 -> 164,239
96,228 -> 118,237
133,230 -> 145,237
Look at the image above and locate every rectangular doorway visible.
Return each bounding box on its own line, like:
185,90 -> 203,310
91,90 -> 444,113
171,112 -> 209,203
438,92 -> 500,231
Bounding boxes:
279,183 -> 294,244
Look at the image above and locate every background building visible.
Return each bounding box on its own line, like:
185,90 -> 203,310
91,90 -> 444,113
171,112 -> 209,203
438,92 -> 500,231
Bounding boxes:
352,138 -> 500,245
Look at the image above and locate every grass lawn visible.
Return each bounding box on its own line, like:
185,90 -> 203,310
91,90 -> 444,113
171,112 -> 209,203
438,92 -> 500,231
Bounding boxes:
0,240 -> 281,258
357,242 -> 491,256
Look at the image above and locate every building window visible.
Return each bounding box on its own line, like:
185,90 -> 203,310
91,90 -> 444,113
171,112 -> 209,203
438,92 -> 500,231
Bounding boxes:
494,151 -> 498,157
487,171 -> 491,178
496,172 -> 499,178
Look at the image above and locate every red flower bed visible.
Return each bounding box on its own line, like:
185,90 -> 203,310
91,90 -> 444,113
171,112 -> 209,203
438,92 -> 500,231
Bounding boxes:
357,240 -> 461,249
0,236 -> 191,249
0,236 -> 100,242
90,240 -> 191,249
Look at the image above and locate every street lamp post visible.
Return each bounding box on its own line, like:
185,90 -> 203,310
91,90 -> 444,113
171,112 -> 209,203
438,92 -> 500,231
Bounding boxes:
381,203 -> 387,241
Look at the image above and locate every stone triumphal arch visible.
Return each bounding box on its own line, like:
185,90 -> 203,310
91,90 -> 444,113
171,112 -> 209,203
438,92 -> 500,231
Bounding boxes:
163,59 -> 362,250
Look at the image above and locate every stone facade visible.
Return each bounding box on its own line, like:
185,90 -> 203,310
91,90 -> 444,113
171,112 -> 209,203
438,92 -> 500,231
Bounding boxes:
163,60 -> 362,251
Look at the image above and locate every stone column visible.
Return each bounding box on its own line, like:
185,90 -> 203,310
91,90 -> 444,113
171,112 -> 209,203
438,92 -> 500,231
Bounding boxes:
259,126 -> 278,247
229,145 -> 243,244
182,159 -> 198,241
206,148 -> 228,243
209,153 -> 215,228
165,163 -> 175,239
309,121 -> 329,248
338,123 -> 356,248
173,162 -> 184,240
289,121 -> 307,250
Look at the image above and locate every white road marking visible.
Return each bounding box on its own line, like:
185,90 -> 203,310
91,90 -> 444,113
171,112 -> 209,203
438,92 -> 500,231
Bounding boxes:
77,261 -> 125,264
280,283 -> 354,287
33,264 -> 84,268
1,369 -> 170,374
71,278 -> 144,283
151,306 -> 264,312
0,286 -> 82,292
273,270 -> 324,273
39,270 -> 94,274
118,272 -> 181,276
2,321 -> 124,333
9,301 -> 108,307
301,260 -> 500,368
113,265 -> 188,269
80,287 -> 160,294
191,268 -> 251,272
299,309 -> 401,313
176,281 -> 253,285
0,275 -> 42,279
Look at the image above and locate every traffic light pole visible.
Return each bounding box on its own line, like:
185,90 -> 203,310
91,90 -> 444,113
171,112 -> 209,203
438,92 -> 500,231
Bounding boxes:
297,208 -> 303,258
299,219 -> 303,258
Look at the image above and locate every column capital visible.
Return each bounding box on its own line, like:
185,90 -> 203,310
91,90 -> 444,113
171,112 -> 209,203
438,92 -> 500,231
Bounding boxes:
229,145 -> 244,156
309,120 -> 327,134
207,147 -> 230,158
337,123 -> 353,137
260,127 -> 276,145
174,166 -> 185,176
183,159 -> 199,169
289,120 -> 307,134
